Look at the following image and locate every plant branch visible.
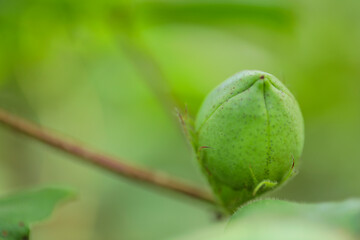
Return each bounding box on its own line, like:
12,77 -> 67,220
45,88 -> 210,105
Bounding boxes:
0,108 -> 216,205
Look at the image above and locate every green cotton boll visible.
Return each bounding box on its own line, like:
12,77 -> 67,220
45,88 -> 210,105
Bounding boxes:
194,70 -> 304,213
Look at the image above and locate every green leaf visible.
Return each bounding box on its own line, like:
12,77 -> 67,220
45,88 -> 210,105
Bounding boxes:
230,199 -> 360,234
0,187 -> 74,240
174,199 -> 360,240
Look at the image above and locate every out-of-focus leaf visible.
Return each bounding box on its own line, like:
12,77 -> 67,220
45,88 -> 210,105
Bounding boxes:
222,218 -> 356,240
174,199 -> 360,240
0,187 -> 74,240
231,199 -> 360,234
138,0 -> 295,29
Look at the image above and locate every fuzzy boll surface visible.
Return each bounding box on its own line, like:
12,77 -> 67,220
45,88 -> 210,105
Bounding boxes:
195,70 -> 304,212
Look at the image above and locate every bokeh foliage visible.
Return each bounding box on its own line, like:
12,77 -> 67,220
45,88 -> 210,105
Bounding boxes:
176,199 -> 360,240
1,0 -> 360,239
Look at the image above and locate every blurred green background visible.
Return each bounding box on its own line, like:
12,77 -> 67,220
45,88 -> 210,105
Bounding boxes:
1,0 -> 360,239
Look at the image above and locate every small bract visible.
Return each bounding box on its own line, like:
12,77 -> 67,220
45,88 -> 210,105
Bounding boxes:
194,70 -> 304,213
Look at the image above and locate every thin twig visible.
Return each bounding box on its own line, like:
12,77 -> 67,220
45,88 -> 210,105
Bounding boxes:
0,108 -> 215,205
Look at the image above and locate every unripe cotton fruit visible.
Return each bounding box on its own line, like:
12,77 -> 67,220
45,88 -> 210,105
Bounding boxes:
194,70 -> 304,213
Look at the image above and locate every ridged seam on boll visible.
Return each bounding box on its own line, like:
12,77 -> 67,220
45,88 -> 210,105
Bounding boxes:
263,78 -> 272,180
195,71 -> 262,132
195,71 -> 296,134
198,79 -> 271,189
196,78 -> 260,134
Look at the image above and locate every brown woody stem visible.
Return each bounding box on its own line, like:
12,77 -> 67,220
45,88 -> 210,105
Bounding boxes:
0,108 -> 215,205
